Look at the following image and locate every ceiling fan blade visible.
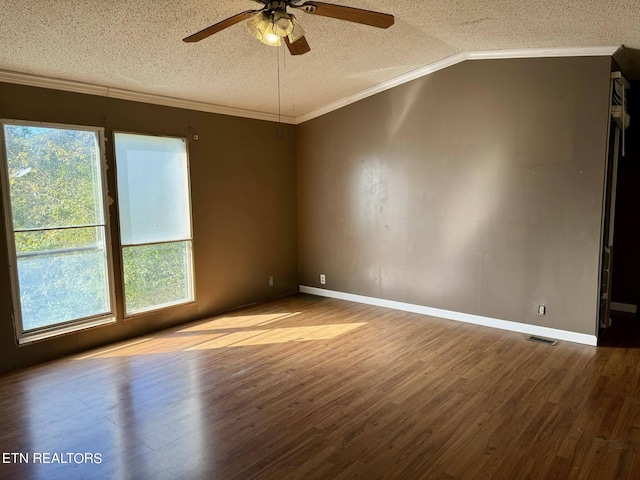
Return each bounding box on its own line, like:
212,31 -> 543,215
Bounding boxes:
183,10 -> 261,43
285,36 -> 311,55
295,2 -> 394,28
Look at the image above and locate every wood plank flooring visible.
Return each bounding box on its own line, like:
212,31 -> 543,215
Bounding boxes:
1,294 -> 640,479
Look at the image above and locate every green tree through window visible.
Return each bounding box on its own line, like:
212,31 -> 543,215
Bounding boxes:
1,123 -> 113,334
114,133 -> 194,315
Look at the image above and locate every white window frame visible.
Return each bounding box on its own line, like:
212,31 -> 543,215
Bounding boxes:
0,120 -> 117,344
113,131 -> 196,318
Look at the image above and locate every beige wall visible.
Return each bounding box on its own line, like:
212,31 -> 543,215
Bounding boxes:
0,82 -> 298,373
297,57 -> 612,335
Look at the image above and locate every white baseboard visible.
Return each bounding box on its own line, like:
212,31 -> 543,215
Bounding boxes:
611,302 -> 637,314
299,286 -> 598,346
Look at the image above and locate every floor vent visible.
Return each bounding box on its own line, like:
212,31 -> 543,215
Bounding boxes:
526,335 -> 558,346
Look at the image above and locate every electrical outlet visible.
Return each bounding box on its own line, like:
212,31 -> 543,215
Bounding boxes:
538,304 -> 546,316
320,274 -> 326,285
269,276 -> 274,287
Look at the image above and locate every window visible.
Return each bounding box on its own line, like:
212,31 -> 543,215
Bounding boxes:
0,121 -> 115,342
114,133 -> 194,315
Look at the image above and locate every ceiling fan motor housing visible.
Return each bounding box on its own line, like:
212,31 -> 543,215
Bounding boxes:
266,1 -> 289,14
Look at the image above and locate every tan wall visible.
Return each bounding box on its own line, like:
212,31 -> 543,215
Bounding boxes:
0,83 -> 298,373
297,57 -> 612,336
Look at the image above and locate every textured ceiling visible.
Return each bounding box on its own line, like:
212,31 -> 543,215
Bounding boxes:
0,0 -> 639,119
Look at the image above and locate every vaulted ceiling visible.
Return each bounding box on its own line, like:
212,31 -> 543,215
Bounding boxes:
0,0 -> 638,121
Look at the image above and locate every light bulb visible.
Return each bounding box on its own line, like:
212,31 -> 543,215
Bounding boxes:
263,32 -> 282,46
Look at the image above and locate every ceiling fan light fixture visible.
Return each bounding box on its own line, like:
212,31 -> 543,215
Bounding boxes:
246,9 -> 303,47
287,15 -> 306,44
246,12 -> 281,46
272,10 -> 294,37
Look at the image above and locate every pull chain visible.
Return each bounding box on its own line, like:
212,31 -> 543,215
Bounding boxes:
277,44 -> 281,125
275,44 -> 284,138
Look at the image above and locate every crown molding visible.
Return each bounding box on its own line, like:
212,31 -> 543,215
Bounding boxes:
0,70 -> 296,125
0,46 -> 619,126
296,45 -> 620,124
295,52 -> 467,124
104,87 -> 296,124
0,69 -> 108,97
465,45 -> 619,60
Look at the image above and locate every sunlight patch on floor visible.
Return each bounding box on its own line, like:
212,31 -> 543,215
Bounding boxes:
186,323 -> 366,350
178,312 -> 300,332
76,312 -> 366,358
78,334 -> 226,359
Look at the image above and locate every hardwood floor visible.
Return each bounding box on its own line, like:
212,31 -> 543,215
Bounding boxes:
1,294 -> 640,479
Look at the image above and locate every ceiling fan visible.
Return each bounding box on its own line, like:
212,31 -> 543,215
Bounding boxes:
183,0 -> 394,56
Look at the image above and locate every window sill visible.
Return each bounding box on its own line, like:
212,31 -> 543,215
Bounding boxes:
123,300 -> 197,320
17,316 -> 117,345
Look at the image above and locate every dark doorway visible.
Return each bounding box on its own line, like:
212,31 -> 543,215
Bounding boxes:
603,79 -> 640,347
